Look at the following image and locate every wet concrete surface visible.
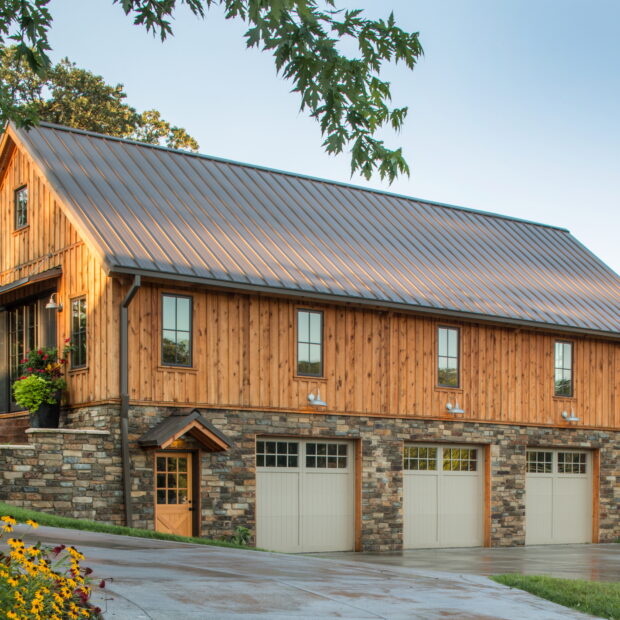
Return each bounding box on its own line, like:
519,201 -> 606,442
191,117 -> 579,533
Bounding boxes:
317,543 -> 620,583
6,525 -> 612,619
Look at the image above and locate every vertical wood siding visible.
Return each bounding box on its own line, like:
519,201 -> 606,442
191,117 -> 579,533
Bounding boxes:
0,141 -> 115,404
127,283 -> 620,428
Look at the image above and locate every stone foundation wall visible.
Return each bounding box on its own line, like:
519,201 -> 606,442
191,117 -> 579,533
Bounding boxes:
0,428 -> 124,524
0,413 -> 29,444
1,403 -> 618,550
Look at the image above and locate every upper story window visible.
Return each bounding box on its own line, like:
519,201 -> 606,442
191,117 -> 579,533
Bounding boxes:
71,297 -> 87,369
437,326 -> 459,388
161,294 -> 192,367
554,341 -> 573,397
296,309 -> 323,377
14,186 -> 28,229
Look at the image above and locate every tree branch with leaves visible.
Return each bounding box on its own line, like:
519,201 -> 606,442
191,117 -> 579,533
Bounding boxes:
0,0 -> 422,181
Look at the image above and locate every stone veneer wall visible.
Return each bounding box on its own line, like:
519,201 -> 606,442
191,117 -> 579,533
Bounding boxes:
3,404 -> 619,549
0,428 -> 124,524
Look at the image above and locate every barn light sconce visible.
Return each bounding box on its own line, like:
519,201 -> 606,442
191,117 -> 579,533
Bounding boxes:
308,390 -> 327,407
562,409 -> 580,423
45,293 -> 63,312
446,400 -> 465,415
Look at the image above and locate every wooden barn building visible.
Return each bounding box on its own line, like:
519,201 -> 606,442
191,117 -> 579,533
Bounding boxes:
0,122 -> 618,552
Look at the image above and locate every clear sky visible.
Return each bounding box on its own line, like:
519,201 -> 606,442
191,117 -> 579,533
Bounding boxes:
46,1 -> 620,272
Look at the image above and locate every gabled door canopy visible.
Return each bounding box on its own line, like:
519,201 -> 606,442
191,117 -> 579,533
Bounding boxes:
138,409 -> 232,452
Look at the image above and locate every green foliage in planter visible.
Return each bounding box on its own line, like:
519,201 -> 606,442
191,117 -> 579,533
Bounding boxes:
12,375 -> 62,413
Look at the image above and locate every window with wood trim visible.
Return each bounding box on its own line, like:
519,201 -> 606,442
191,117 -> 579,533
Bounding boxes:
71,297 -> 87,369
161,294 -> 192,366
296,309 -> 323,376
554,341 -> 573,397
437,326 -> 459,387
8,302 -> 38,383
14,186 -> 28,229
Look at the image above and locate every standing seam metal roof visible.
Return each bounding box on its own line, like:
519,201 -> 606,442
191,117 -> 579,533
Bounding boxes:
12,121 -> 620,335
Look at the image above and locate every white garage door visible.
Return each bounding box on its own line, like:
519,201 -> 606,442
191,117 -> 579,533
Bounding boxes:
256,438 -> 355,553
403,444 -> 484,549
525,449 -> 592,545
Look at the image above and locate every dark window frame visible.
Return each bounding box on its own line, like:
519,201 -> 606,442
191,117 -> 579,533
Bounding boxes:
161,293 -> 193,368
14,185 -> 28,230
295,308 -> 324,378
437,325 -> 460,388
70,297 -> 87,369
554,340 -> 574,398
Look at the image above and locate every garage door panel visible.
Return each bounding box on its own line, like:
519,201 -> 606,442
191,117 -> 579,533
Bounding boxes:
554,477 -> 591,544
256,471 -> 300,552
404,444 -> 484,549
403,473 -> 439,548
525,476 -> 554,545
526,450 -> 592,545
441,475 -> 484,547
256,439 -> 354,553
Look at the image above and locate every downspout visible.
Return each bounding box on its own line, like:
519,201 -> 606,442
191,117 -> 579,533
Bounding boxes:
120,275 -> 141,527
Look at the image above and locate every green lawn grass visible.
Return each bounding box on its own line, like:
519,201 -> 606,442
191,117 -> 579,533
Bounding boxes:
492,574 -> 620,620
0,502 -> 260,550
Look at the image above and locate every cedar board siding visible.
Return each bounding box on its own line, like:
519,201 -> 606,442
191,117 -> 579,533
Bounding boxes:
125,282 -> 620,429
2,137 -> 619,429
0,139 -> 116,405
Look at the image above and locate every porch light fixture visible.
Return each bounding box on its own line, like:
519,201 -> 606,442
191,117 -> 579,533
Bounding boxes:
45,293 -> 63,312
307,390 -> 327,407
562,409 -> 580,423
446,400 -> 465,415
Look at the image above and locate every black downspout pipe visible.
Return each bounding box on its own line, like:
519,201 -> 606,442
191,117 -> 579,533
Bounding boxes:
120,274 -> 141,528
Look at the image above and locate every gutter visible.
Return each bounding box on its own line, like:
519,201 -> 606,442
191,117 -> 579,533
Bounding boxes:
120,275 -> 141,527
110,266 -> 620,342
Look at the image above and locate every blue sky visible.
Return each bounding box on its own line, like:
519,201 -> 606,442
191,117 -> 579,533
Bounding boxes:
46,1 -> 620,272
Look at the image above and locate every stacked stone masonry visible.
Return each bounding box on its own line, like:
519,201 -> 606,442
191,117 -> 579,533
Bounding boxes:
0,427 -> 124,524
2,404 -> 619,549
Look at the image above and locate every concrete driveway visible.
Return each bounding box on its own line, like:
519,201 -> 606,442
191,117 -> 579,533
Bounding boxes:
8,525 -> 610,619
319,543 -> 620,582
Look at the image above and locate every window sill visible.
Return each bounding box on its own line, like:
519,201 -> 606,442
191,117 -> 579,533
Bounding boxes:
293,375 -> 327,382
12,225 -> 29,235
157,365 -> 198,373
552,395 -> 576,401
68,366 -> 88,374
434,386 -> 463,392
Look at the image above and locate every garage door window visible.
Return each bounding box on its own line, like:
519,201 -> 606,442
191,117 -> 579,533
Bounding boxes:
404,446 -> 438,470
306,442 -> 347,468
256,441 -> 299,467
443,448 -> 477,471
558,452 -> 587,474
527,451 -> 553,473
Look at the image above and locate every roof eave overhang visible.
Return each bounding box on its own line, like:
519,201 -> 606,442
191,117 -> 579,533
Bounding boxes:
110,266 -> 620,342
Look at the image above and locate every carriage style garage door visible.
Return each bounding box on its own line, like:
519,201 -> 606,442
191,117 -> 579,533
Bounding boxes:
525,449 -> 592,545
403,444 -> 484,549
255,438 -> 355,553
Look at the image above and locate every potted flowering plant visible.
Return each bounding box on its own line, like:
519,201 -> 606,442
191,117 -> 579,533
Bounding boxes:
12,341 -> 74,428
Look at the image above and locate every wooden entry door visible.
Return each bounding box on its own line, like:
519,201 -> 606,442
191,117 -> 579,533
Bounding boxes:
155,452 -> 194,536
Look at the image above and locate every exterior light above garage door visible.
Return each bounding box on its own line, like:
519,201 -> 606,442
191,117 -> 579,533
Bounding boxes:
445,400 -> 465,414
307,390 -> 327,407
562,409 -> 580,422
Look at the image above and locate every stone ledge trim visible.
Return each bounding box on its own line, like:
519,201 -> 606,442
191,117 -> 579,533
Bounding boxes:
25,428 -> 110,436
0,444 -> 33,449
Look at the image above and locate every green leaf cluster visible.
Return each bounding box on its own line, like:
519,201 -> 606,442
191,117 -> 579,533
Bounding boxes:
1,1 -> 422,180
0,46 -> 199,151
12,374 -> 60,413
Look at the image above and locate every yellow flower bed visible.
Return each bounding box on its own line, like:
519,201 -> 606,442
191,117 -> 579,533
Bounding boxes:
0,516 -> 103,619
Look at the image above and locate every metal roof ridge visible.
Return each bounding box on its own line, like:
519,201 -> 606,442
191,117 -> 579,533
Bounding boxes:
29,121 -> 569,233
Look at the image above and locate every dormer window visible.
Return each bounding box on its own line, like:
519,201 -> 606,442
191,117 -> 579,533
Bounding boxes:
14,186 -> 28,229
